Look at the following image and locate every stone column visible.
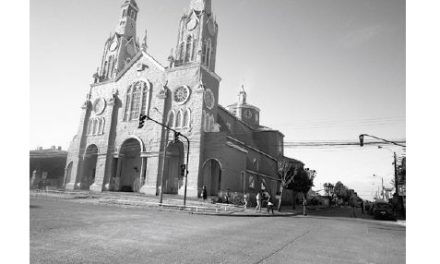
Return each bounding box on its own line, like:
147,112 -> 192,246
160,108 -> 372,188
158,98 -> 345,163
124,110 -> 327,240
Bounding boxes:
66,98 -> 92,190
89,154 -> 108,192
140,86 -> 168,195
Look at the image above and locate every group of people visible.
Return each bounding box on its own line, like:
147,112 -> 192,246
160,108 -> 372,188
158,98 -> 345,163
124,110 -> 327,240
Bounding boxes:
256,190 -> 275,214
200,187 -> 275,214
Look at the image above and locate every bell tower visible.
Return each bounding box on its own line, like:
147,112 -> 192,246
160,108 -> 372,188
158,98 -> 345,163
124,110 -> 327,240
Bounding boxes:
116,0 -> 138,38
171,0 -> 218,72
95,0 -> 140,83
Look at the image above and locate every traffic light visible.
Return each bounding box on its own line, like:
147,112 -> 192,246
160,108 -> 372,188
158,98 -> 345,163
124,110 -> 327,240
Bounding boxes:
138,114 -> 147,129
180,164 -> 186,177
359,134 -> 364,147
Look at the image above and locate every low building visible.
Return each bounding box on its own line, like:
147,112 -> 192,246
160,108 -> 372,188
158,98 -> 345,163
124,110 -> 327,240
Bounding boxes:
30,146 -> 67,189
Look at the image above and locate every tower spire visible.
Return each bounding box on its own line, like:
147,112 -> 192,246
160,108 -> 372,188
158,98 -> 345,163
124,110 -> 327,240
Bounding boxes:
238,85 -> 247,105
172,0 -> 218,71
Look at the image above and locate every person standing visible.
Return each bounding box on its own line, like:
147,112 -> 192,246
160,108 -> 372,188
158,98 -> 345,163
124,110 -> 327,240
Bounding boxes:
256,191 -> 262,212
350,193 -> 358,218
225,188 -> 231,204
243,193 -> 249,209
201,185 -> 207,201
267,197 -> 274,215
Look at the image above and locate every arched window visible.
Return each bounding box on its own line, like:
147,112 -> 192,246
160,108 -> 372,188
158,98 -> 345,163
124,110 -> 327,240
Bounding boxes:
185,36 -> 192,62
96,119 -> 102,135
108,56 -> 114,78
92,119 -> 98,135
176,110 -> 183,128
206,39 -> 212,68
124,81 -> 151,122
183,109 -> 191,128
103,61 -> 108,79
192,39 -> 197,61
99,118 -> 105,134
130,84 -> 141,119
168,111 -> 175,128
201,43 -> 206,65
140,83 -> 149,115
124,86 -> 132,121
122,9 -> 127,17
179,42 -> 185,61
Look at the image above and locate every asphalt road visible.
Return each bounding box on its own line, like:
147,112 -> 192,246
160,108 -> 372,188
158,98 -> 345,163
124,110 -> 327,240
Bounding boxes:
30,198 -> 405,264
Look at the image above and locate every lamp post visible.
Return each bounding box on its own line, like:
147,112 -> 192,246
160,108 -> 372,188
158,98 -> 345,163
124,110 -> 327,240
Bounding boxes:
141,112 -> 191,207
359,134 -> 406,218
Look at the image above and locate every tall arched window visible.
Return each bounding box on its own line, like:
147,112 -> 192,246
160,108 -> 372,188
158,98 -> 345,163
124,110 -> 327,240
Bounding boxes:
124,81 -> 150,121
103,61 -> 108,78
183,109 -> 191,128
92,119 -> 98,135
140,84 -> 149,115
179,42 -> 185,61
206,39 -> 212,68
130,84 -> 141,119
100,118 -> 105,134
108,56 -> 114,77
185,36 -> 192,62
192,40 -> 197,61
97,119 -> 102,135
124,86 -> 132,121
168,111 -> 175,128
201,43 -> 206,65
176,110 -> 183,128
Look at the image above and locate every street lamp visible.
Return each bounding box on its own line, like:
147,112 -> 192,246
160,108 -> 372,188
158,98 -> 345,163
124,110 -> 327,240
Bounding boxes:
359,134 -> 406,217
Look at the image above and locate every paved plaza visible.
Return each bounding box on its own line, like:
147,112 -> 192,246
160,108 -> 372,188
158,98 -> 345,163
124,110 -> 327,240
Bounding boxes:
30,197 -> 405,264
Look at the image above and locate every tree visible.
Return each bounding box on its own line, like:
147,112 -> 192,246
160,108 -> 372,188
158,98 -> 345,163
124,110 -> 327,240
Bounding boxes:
291,168 -> 316,213
333,181 -> 347,205
323,182 -> 335,207
277,158 -> 297,211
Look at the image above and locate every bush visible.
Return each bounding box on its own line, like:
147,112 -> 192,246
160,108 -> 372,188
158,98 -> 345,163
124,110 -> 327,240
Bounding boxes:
217,190 -> 245,206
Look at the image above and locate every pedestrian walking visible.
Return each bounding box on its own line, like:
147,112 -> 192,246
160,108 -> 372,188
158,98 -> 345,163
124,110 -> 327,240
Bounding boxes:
256,191 -> 262,212
201,185 -> 207,201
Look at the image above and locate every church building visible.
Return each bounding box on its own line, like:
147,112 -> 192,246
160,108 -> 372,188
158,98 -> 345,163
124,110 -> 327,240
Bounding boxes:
65,0 -> 296,199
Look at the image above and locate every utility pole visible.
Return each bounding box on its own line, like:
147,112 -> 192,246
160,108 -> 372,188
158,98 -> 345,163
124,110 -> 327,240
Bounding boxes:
159,130 -> 170,204
359,134 -> 406,218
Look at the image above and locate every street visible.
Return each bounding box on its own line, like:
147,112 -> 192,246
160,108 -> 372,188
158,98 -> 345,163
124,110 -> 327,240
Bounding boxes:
30,198 -> 405,264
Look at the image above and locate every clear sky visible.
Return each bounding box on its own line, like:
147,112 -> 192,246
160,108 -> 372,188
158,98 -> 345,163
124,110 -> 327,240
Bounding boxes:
30,0 -> 405,200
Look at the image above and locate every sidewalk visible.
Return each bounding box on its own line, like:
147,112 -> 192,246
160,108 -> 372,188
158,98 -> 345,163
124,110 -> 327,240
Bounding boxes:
30,190 -> 297,217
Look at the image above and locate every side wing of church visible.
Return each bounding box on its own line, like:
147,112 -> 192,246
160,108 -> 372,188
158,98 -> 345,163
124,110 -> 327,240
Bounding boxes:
65,0 -> 293,199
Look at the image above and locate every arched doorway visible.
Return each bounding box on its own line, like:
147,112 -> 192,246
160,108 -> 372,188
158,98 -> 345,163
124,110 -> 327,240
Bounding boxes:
81,145 -> 98,190
117,138 -> 142,192
64,162 -> 73,188
163,141 -> 184,194
201,159 -> 222,196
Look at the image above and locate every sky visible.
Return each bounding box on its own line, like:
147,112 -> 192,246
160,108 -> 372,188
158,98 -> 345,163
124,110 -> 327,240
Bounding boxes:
30,0 -> 405,200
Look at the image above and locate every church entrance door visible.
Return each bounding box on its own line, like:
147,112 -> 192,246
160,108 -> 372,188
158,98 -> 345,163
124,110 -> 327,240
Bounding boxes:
202,159 -> 222,196
117,138 -> 142,192
81,145 -> 98,190
163,142 -> 184,194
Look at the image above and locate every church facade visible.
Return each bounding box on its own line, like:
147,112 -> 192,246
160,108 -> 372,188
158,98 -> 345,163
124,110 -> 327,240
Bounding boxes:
65,0 -> 293,198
